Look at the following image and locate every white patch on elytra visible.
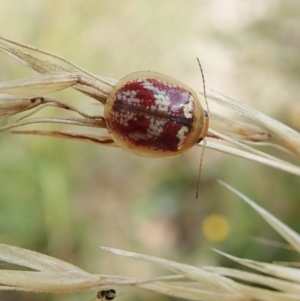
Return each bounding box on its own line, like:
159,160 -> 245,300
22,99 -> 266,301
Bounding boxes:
182,94 -> 194,119
111,89 -> 141,126
147,117 -> 166,138
140,79 -> 171,112
111,109 -> 135,127
176,126 -> 188,149
117,90 -> 140,105
152,91 -> 170,112
142,80 -> 157,92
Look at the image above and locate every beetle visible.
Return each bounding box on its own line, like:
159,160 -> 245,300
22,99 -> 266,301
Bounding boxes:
104,71 -> 209,158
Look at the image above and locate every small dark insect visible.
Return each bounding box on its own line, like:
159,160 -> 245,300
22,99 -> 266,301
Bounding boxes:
97,289 -> 116,301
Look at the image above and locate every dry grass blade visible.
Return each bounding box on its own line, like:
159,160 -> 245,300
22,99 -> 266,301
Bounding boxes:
100,248 -> 254,301
218,181 -> 300,253
213,251 -> 300,284
100,246 -> 238,293
234,284 -> 300,301
0,36 -> 113,102
101,245 -> 300,301
0,244 -> 163,294
209,112 -> 272,142
0,245 -> 246,300
0,116 -> 106,133
203,134 -> 300,177
208,91 -> 300,158
203,267 -> 300,294
0,270 -> 160,294
0,244 -> 247,299
11,130 -> 116,146
137,281 -> 246,301
0,94 -> 43,116
0,72 -> 79,97
0,244 -> 84,272
203,91 -> 300,177
0,35 -> 116,86
100,248 -> 252,301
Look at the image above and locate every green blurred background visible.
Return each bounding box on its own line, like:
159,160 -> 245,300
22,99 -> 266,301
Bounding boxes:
0,1 -> 299,301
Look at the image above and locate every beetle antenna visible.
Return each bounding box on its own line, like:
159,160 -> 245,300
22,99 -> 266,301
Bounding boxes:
195,58 -> 209,199
196,57 -> 209,115
196,138 -> 206,198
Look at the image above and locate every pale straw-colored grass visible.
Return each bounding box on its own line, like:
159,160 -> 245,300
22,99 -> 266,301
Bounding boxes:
0,36 -> 299,300
0,35 -> 299,176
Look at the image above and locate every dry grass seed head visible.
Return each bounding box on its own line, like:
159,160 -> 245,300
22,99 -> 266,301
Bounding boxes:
0,36 -> 299,179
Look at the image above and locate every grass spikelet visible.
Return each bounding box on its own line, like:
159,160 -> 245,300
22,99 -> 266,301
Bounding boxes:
0,36 -> 299,178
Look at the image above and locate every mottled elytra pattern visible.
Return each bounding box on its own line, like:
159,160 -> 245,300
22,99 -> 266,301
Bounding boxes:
105,71 -> 207,157
109,78 -> 193,149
